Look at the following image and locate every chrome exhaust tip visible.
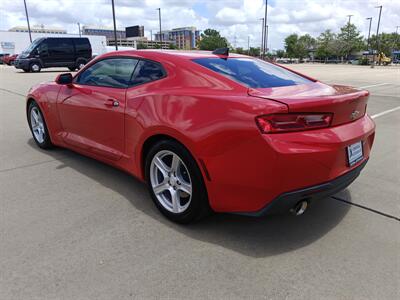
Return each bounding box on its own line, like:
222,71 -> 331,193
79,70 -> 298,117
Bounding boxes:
290,200 -> 308,216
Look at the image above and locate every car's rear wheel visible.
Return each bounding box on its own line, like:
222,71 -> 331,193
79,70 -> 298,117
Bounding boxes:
145,140 -> 210,223
27,101 -> 53,149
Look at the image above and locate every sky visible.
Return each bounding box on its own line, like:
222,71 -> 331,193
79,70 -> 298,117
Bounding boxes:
0,0 -> 399,50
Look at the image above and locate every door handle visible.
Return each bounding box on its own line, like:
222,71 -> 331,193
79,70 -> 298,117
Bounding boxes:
104,99 -> 119,107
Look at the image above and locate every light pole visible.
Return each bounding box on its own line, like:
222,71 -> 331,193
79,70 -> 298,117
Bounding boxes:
263,0 -> 268,58
372,5 -> 382,67
260,18 -> 264,58
77,22 -> 81,37
157,8 -> 162,48
346,15 -> 353,61
366,17 -> 372,51
23,0 -> 32,43
265,25 -> 269,56
111,0 -> 118,50
247,36 -> 250,55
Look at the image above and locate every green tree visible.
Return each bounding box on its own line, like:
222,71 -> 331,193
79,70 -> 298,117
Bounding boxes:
197,29 -> 228,50
284,34 -> 299,59
168,43 -> 178,50
316,30 -> 336,61
369,32 -> 400,56
276,49 -> 286,58
337,23 -> 364,59
248,47 -> 260,57
298,34 -> 316,60
137,42 -> 148,49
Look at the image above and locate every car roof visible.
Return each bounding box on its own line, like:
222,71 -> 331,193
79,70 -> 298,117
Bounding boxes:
101,49 -> 250,61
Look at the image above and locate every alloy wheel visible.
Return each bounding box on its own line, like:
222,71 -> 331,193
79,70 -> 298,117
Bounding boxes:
30,107 -> 45,143
150,150 -> 192,214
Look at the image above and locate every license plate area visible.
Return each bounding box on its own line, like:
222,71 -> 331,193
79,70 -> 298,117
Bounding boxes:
347,141 -> 363,167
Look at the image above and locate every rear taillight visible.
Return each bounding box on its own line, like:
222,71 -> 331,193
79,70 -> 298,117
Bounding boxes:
256,113 -> 333,133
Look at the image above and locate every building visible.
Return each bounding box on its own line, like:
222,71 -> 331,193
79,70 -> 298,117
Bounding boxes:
107,37 -> 172,50
155,27 -> 200,49
82,25 -> 125,40
126,25 -> 144,38
0,31 -> 107,55
9,25 -> 67,34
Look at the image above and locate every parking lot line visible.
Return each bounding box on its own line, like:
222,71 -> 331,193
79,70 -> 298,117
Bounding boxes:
357,83 -> 389,89
371,106 -> 400,119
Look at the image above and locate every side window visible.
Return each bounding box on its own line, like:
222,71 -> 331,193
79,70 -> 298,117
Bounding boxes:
48,38 -> 73,55
76,58 -> 138,88
74,39 -> 91,55
131,60 -> 166,86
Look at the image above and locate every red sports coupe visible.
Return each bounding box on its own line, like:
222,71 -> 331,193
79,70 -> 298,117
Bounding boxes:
26,49 -> 375,223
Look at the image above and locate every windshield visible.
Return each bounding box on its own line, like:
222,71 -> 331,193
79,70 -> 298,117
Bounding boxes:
193,57 -> 312,88
23,38 -> 44,54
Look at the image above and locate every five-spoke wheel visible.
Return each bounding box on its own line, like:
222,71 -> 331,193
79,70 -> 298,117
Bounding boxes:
145,140 -> 209,223
150,150 -> 193,214
28,101 -> 52,149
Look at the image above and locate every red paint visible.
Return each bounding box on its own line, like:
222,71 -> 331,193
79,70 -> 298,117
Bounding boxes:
27,50 -> 375,213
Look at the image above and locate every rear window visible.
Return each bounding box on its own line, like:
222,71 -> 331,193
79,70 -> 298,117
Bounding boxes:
193,58 -> 311,88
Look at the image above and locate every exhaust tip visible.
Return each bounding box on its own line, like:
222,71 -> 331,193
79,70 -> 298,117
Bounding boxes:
290,200 -> 308,216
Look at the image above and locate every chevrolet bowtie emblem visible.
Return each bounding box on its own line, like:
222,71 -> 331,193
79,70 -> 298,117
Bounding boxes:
350,110 -> 360,120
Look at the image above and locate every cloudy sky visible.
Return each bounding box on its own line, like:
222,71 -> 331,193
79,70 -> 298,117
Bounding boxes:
0,0 -> 399,50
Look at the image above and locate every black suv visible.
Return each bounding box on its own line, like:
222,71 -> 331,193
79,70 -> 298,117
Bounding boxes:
14,37 -> 92,72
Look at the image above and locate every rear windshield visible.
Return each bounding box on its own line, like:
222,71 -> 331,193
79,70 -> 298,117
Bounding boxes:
193,58 -> 311,88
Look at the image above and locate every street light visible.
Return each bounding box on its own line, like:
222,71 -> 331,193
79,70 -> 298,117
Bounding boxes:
263,0 -> 268,58
366,17 -> 372,51
247,36 -> 250,55
77,22 -> 81,37
372,5 -> 382,67
111,0 -> 118,50
23,0 -> 32,43
266,25 -> 269,55
259,18 -> 264,58
157,8 -> 162,48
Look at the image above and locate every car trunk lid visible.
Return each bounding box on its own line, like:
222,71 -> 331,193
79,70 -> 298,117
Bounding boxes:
248,82 -> 369,126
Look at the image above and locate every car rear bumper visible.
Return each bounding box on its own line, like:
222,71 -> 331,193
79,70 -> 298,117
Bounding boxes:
238,159 -> 368,216
206,115 -> 375,213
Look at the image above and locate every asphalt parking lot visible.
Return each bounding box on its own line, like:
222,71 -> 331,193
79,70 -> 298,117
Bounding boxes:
1,63 -> 399,299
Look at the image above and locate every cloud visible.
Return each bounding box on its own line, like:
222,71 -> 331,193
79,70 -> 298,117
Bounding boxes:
0,0 -> 399,50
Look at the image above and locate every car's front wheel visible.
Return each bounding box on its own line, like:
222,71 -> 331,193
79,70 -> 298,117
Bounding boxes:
145,140 -> 210,223
27,101 -> 53,149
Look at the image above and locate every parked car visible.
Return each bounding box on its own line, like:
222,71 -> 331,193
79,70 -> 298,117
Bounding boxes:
25,49 -> 375,223
14,37 -> 91,72
0,53 -> 10,64
2,54 -> 18,65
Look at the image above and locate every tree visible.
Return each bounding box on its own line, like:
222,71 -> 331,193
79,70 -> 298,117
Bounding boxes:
276,49 -> 286,58
248,47 -> 260,57
298,34 -> 316,60
168,43 -> 178,50
369,32 -> 400,56
137,42 -> 148,49
337,23 -> 364,59
284,34 -> 299,59
316,30 -> 336,61
197,29 -> 228,50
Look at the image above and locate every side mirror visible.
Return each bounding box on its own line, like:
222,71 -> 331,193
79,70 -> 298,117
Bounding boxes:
56,73 -> 73,85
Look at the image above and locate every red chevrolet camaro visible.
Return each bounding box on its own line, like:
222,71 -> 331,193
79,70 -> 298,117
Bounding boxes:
26,49 -> 375,223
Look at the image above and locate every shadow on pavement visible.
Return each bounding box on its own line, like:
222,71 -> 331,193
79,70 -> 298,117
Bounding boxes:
28,139 -> 351,258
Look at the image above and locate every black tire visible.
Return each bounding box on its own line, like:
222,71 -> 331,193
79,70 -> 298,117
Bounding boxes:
68,66 -> 77,71
76,59 -> 87,70
145,140 -> 210,224
29,62 -> 41,72
27,101 -> 53,149
23,68 -> 30,73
